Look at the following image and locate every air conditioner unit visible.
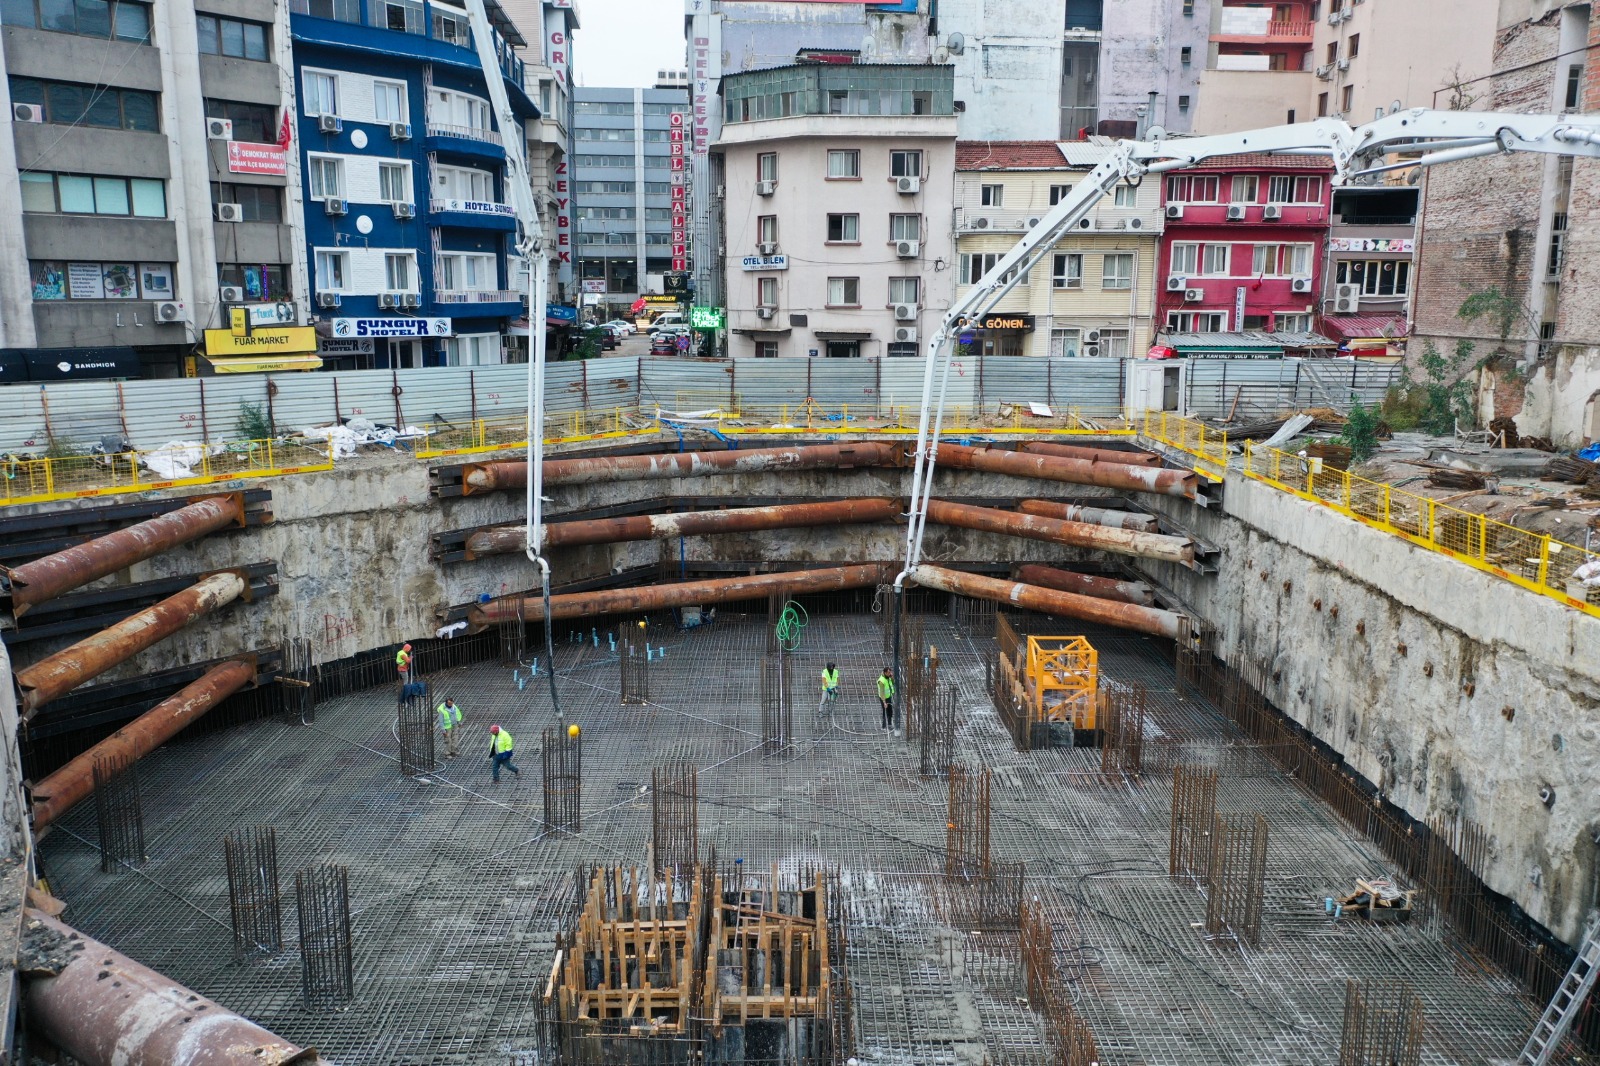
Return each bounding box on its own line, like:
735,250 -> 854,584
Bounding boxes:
391,121 -> 412,140
896,240 -> 920,257
318,113 -> 343,134
1166,276 -> 1188,291
1165,203 -> 1184,219
1085,329 -> 1101,343
1027,217 -> 1042,228
968,216 -> 990,230
393,202 -> 416,219
402,293 -> 421,308
1262,204 -> 1283,220
324,197 -> 348,216
896,175 -> 921,194
1336,58 -> 1350,72
1340,8 -> 1354,20
215,202 -> 244,222
1315,64 -> 1333,80
1077,217 -> 1094,230
13,103 -> 43,123
1122,217 -> 1144,230
894,326 -> 918,343
1327,11 -> 1341,24
1225,204 -> 1246,221
1290,276 -> 1313,293
756,306 -> 775,319
756,179 -> 776,196
1184,288 -> 1205,302
317,292 -> 343,309
1084,343 -> 1100,357
1335,283 -> 1361,313
207,118 -> 233,140
757,241 -> 779,255
218,285 -> 245,303
893,303 -> 917,321
152,300 -> 187,323
378,292 -> 402,309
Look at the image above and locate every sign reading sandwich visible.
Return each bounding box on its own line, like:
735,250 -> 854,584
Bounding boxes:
204,326 -> 317,355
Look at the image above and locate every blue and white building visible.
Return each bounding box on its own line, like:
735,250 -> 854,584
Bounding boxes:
289,0 -> 538,368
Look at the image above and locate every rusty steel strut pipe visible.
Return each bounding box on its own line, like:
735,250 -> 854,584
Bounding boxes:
15,571 -> 247,717
935,442 -> 1199,500
908,564 -> 1189,641
6,495 -> 243,616
1020,440 -> 1162,466
1014,564 -> 1158,607
462,441 -> 901,494
470,563 -> 890,628
21,909 -> 322,1066
925,499 -> 1195,565
31,659 -> 256,829
466,498 -> 901,556
1016,498 -> 1161,533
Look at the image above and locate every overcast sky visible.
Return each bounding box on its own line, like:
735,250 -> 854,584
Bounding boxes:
573,0 -> 687,87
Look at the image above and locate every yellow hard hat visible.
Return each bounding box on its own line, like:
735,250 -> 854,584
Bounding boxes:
568,723 -> 581,738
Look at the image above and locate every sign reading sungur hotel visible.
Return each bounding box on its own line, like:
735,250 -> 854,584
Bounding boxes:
332,318 -> 453,338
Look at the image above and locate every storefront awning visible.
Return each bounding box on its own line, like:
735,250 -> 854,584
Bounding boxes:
1164,332 -> 1283,359
204,354 -> 324,373
732,327 -> 792,337
1321,315 -> 1407,342
812,331 -> 873,339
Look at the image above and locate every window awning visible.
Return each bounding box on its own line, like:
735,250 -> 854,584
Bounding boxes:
204,354 -> 324,373
812,331 -> 873,339
732,327 -> 792,337
1165,331 -> 1283,359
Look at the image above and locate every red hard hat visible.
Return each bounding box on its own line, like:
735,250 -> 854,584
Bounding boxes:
403,643 -> 412,649
489,725 -> 500,733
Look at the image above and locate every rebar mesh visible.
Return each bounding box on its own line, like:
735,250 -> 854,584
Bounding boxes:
296,863 -> 354,1010
1020,899 -> 1102,1066
543,727 -> 582,831
760,651 -> 793,753
651,761 -> 698,875
1340,980 -> 1425,1066
946,765 -> 991,881
224,826 -> 282,959
500,599 -> 528,665
1205,811 -> 1268,948
92,755 -> 144,873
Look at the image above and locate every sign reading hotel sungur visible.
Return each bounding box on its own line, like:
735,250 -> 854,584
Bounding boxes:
979,314 -> 1034,331
331,318 -> 452,338
204,326 -> 317,355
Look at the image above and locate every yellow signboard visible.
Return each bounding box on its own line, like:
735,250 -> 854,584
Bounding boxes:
203,326 -> 317,356
229,307 -> 250,336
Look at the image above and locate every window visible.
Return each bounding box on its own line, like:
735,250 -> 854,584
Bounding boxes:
1347,33 -> 1359,58
197,15 -> 269,60
1113,184 -> 1138,208
1181,0 -> 1193,13
643,206 -> 675,221
19,172 -> 164,216
1,0 -> 149,40
435,165 -> 494,201
575,155 -> 633,168
10,78 -> 159,131
827,150 -> 860,178
315,249 -> 347,290
980,183 -> 1004,207
887,342 -> 918,357
1567,64 -> 1585,110
439,252 -> 495,290
1052,253 -> 1083,289
206,99 -> 273,142
1318,92 -> 1329,118
1252,243 -> 1313,277
1326,42 -> 1338,65
1268,174 -> 1323,203
826,213 -> 859,243
1167,311 -> 1227,332
757,276 -> 778,307
1549,213 -> 1568,277
1166,175 -> 1219,202
1341,85 -> 1354,112
432,7 -> 467,44
959,252 -> 1027,286
1276,312 -> 1312,332
218,262 -> 288,300
757,215 -> 778,243
888,276 -> 920,305
827,276 -> 860,306
1050,328 -> 1081,357
1170,243 -> 1199,275
442,334 -> 499,366
30,259 -> 170,300
756,340 -> 779,358
374,80 -> 407,123
1230,175 -> 1258,203
1101,253 -> 1133,290
304,71 -> 339,116
433,88 -> 490,131
379,161 -> 411,203
577,206 -> 635,219
1178,95 -> 1190,112
385,253 -> 415,291
576,127 -> 636,141
890,150 -> 921,178
382,0 -> 422,34
210,183 -> 282,222
1049,184 -> 1072,205
1171,244 -> 1227,277
1180,46 -> 1192,66
1336,259 -> 1411,295
1099,329 -> 1130,358
307,156 -> 343,199
576,180 -> 636,195
890,213 -> 921,241
757,152 -> 778,182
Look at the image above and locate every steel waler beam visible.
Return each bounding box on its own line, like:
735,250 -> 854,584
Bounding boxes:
30,658 -> 257,829
935,442 -> 1199,500
465,498 -> 901,556
1016,498 -> 1161,533
1020,441 -> 1162,466
14,571 -> 248,718
461,441 -> 901,494
908,564 -> 1190,640
21,909 -> 323,1066
5,495 -> 244,616
925,499 -> 1195,565
1014,564 -> 1157,607
469,563 -> 890,628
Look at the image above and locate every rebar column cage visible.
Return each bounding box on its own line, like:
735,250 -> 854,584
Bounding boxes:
296,863 -> 354,1010
1170,763 -> 1218,883
280,637 -> 317,723
917,683 -> 958,779
92,754 -> 145,873
946,765 -> 992,881
760,651 -> 793,754
902,641 -> 939,742
651,761 -> 698,875
1019,899 -> 1103,1066
499,597 -> 528,665
1339,980 -> 1426,1066
1100,679 -> 1147,776
224,826 -> 282,959
938,859 -> 1026,932
949,593 -> 997,636
618,622 -> 650,705
993,613 -> 1037,751
1205,811 -> 1268,947
397,689 -> 435,776
542,727 -> 582,831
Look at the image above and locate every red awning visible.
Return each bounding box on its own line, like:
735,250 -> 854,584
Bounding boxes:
1322,315 -> 1406,342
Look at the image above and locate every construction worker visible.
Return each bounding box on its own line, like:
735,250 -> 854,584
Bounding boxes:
877,667 -> 896,732
437,697 -> 463,757
821,662 -> 840,702
488,725 -> 520,782
395,643 -> 413,679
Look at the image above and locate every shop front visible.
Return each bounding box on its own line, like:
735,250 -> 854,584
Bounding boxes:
969,313 -> 1035,357
201,327 -> 323,374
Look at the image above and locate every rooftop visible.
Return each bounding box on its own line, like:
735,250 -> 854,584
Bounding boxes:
956,141 -> 1068,171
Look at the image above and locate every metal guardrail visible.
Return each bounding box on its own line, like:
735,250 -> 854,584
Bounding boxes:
0,438 -> 333,506
1139,411 -> 1230,480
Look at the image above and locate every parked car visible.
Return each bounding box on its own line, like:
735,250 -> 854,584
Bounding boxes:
649,332 -> 679,355
586,324 -> 618,351
602,319 -> 637,335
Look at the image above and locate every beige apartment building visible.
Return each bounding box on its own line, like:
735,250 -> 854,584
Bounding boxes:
954,142 -> 1161,358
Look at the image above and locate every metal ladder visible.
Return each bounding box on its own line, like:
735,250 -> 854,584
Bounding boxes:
1518,913 -> 1600,1065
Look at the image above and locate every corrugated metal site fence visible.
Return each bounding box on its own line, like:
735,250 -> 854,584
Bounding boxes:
1185,359 -> 1400,419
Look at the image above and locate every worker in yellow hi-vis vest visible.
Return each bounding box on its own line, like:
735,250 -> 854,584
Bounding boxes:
821,662 -> 840,703
436,698 -> 463,757
395,643 -> 412,679
488,725 -> 520,782
877,667 -> 896,733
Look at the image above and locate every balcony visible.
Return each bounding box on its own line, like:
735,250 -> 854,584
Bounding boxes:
435,289 -> 522,305
1213,19 -> 1312,43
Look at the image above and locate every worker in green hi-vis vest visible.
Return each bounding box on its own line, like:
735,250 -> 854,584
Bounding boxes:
877,667 -> 896,733
821,663 -> 840,703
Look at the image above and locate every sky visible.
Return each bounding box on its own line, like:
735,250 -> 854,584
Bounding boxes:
573,0 -> 688,88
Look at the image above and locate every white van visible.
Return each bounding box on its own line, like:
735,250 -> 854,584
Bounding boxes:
648,312 -> 686,333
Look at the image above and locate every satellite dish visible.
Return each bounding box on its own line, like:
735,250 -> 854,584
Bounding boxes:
946,32 -> 965,55
861,34 -> 876,57
1390,99 -> 1403,114
933,46 -> 949,64
1147,125 -> 1167,140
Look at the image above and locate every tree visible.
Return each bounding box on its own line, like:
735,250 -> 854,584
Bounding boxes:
1343,400 -> 1379,463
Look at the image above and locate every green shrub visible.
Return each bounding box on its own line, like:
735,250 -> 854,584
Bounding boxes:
236,401 -> 274,441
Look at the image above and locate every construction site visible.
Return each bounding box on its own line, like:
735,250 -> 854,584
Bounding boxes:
1,394 -> 1598,1066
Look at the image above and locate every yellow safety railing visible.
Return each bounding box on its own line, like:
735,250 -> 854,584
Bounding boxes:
0,438 -> 333,507
1139,411 -> 1230,480
413,409 -> 651,458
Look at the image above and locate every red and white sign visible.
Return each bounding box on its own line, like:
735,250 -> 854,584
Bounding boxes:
554,159 -> 572,282
691,33 -> 711,156
544,7 -> 568,87
227,141 -> 287,176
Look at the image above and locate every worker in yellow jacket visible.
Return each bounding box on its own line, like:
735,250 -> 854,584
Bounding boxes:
488,725 -> 520,782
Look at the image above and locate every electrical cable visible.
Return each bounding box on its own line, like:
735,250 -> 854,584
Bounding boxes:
774,599 -> 807,651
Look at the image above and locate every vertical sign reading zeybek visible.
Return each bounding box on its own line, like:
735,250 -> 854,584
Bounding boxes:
545,4 -> 573,287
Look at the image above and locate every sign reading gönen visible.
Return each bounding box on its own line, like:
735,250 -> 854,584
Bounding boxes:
204,326 -> 317,355
331,318 -> 453,338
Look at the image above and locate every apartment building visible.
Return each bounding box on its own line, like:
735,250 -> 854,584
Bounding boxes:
1320,180 -> 1416,353
1310,0 -> 1496,122
1191,0 -> 1315,133
0,0 -> 307,378
718,62 -> 956,358
573,86 -> 689,323
954,142 -> 1162,358
290,0 -> 537,370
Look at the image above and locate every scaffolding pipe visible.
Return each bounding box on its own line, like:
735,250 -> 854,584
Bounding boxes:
469,563 -> 890,628
21,909 -> 322,1066
1017,498 -> 1161,533
15,572 -> 247,717
1014,564 -> 1158,607
31,659 -> 256,829
461,441 -> 901,493
1020,441 -> 1161,466
466,498 -> 900,556
935,442 -> 1200,499
908,564 -> 1189,640
925,499 -> 1195,565
6,495 -> 243,616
